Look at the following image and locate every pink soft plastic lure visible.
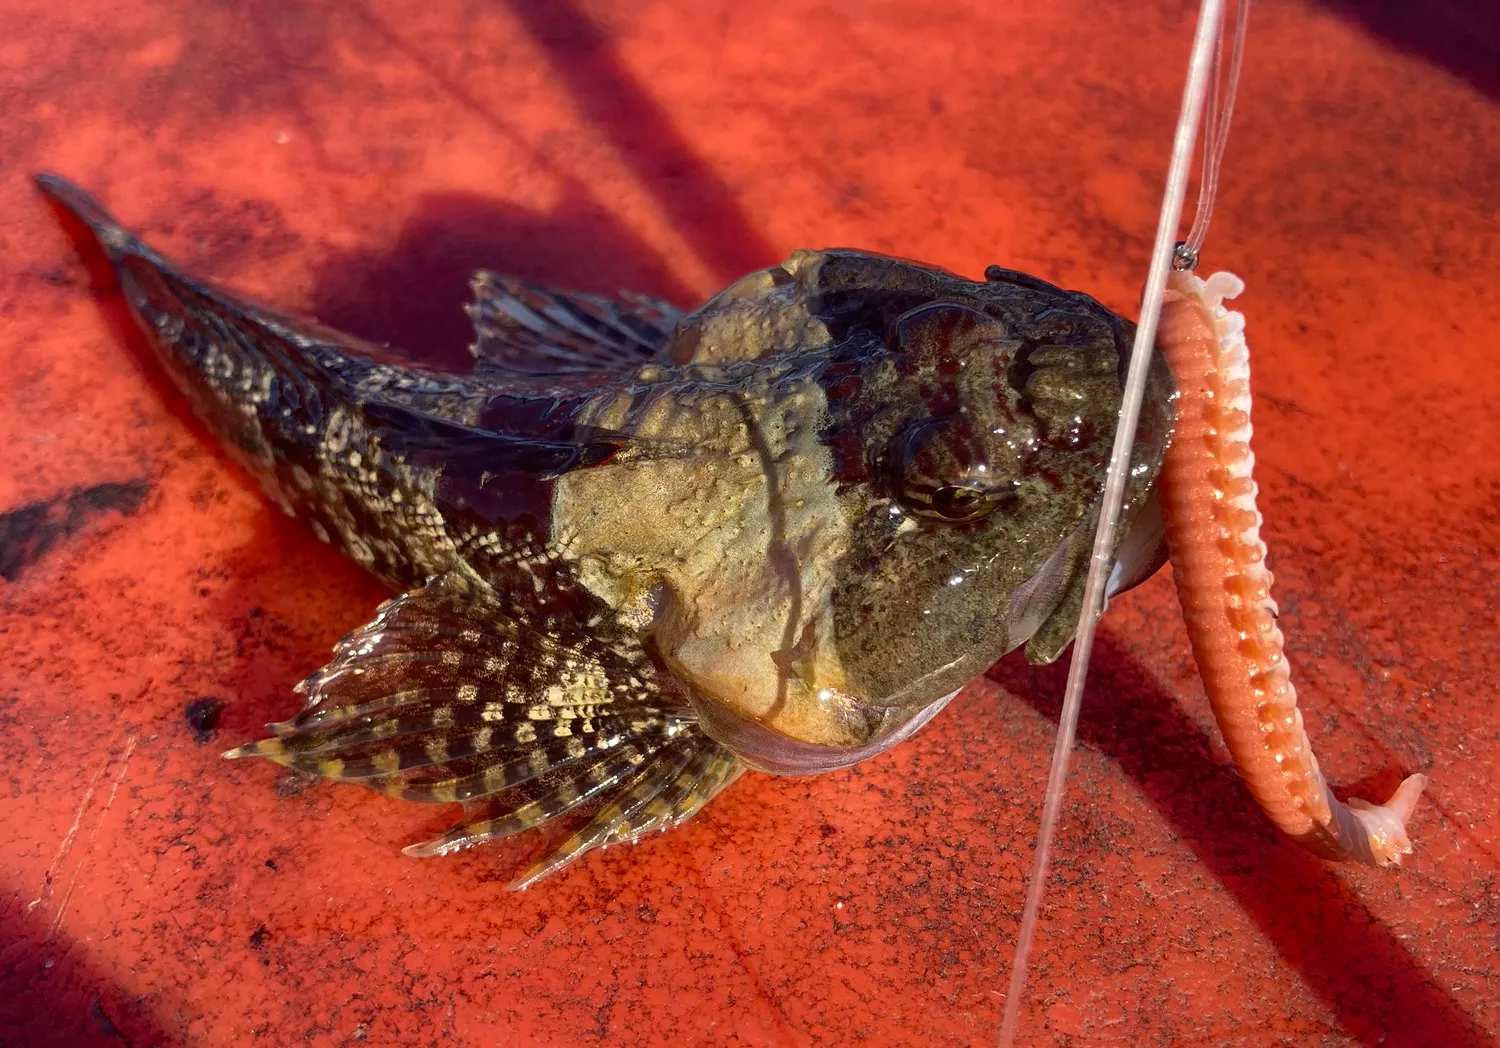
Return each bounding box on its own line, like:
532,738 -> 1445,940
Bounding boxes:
1155,268 -> 1426,865
999,4 -> 1425,1038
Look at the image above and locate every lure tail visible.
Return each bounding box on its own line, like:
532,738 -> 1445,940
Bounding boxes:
1157,269 -> 1426,865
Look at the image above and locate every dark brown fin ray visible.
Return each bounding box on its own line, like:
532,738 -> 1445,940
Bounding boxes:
382,728 -> 651,804
257,708 -> 649,767
607,737 -> 743,845
257,716 -> 659,808
265,571 -> 667,729
508,739 -> 702,889
602,735 -> 722,844
467,271 -> 682,376
224,569 -> 742,883
507,736 -> 742,887
401,734 -> 681,857
661,746 -> 745,829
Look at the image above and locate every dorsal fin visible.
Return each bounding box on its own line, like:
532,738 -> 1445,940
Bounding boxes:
467,272 -> 684,376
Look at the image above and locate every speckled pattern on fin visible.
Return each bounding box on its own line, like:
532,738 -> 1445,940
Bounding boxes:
467,271 -> 683,375
509,731 -> 743,889
225,569 -> 741,886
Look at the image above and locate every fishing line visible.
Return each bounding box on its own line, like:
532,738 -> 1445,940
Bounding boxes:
996,1 -> 1248,1043
1178,0 -> 1251,271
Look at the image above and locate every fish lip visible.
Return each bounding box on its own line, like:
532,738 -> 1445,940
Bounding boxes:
689,688 -> 959,776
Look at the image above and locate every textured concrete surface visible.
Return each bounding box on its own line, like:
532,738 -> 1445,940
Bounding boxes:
2,1 -> 1497,1045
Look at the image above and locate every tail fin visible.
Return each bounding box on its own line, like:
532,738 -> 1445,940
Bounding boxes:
35,174 -> 153,264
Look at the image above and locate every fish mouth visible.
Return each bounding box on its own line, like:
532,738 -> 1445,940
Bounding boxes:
675,540 -> 1074,774
662,610 -> 969,770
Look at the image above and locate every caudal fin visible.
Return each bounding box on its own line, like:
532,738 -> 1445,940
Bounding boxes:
35,174 -> 152,264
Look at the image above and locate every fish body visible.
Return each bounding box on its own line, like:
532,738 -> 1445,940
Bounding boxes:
38,175 -> 1174,886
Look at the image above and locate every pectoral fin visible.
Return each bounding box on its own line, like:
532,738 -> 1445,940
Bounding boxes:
226,569 -> 741,887
1022,491 -> 1170,665
1022,522 -> 1091,665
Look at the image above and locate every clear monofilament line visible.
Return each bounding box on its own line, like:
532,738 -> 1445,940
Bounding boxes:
995,2 -> 1229,1045
1179,0 -> 1250,269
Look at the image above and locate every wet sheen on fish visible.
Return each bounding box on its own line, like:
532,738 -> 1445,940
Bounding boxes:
38,175 -> 1175,888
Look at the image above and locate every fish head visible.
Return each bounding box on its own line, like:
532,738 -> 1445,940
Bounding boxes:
654,251 -> 1176,773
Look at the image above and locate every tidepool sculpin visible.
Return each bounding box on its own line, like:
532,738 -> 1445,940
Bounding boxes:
38,175 -> 1174,888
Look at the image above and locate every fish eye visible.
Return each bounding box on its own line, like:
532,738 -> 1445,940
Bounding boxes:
928,484 -> 991,521
902,480 -> 1011,523
890,419 -> 1016,524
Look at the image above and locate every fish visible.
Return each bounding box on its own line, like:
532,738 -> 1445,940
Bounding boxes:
36,174 -> 1175,888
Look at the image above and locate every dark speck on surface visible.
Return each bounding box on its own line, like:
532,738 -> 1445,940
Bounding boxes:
87,999 -> 123,1041
183,697 -> 226,743
249,925 -> 270,960
264,858 -> 277,870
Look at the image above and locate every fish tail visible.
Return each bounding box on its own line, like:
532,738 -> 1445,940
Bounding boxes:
36,174 -> 300,386
35,174 -> 152,265
36,173 -> 357,532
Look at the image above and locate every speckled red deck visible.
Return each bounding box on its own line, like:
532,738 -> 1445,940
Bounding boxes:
2,2 -> 1496,1046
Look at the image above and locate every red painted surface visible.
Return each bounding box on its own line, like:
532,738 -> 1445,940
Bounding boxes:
2,1 -> 1496,1045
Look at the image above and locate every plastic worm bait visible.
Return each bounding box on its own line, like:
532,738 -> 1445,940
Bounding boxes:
1155,268 -> 1426,865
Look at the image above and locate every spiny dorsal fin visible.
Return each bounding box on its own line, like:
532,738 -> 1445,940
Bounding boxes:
467,272 -> 683,376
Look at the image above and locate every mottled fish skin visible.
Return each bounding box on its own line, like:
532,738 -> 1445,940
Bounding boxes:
558,251 -> 1175,757
38,175 -> 1174,886
36,177 -> 641,602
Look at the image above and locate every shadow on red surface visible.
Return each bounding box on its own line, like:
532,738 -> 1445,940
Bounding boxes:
1317,0 -> 1499,99
308,189 -> 698,374
1,895 -> 173,1048
496,0 -> 778,283
341,0 -> 779,297
989,638 -> 1490,1048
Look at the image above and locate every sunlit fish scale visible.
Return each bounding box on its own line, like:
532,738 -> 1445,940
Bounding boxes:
38,175 -> 1174,886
